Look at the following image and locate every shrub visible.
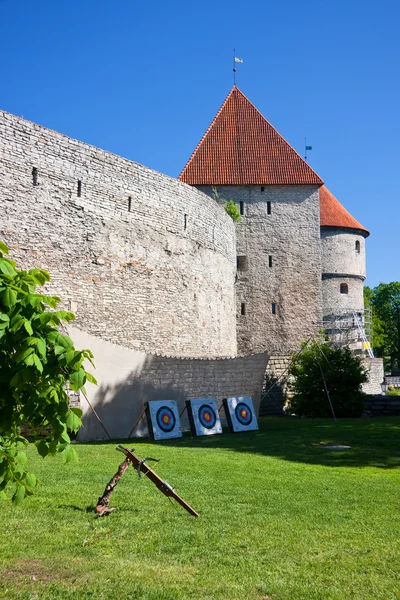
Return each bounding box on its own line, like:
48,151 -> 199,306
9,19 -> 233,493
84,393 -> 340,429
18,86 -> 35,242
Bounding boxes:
386,386 -> 400,397
287,340 -> 368,418
224,199 -> 241,222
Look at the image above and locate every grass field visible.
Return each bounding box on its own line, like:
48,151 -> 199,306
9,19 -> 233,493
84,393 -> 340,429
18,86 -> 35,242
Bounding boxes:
1,417 -> 400,600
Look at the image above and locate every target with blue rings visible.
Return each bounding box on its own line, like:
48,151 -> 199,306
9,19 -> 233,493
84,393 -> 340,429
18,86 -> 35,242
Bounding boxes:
187,398 -> 222,437
223,396 -> 258,433
146,400 -> 182,440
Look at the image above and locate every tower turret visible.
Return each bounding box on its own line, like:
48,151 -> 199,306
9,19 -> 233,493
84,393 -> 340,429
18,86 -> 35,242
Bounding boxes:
320,185 -> 369,350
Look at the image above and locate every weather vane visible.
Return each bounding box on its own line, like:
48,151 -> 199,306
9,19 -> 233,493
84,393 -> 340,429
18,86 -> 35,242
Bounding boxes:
233,49 -> 243,85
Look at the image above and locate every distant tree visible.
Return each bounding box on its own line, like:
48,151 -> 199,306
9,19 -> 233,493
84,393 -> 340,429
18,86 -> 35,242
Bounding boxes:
287,339 -> 367,418
364,286 -> 386,355
364,283 -> 400,372
212,187 -> 241,222
0,241 -> 96,504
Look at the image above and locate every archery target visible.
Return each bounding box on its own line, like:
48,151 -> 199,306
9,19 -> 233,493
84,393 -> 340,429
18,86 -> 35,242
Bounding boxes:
223,396 -> 258,433
187,398 -> 222,437
146,400 -> 182,440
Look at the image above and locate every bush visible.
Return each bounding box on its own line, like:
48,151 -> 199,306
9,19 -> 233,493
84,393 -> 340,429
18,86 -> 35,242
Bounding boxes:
386,386 -> 400,397
287,340 -> 368,418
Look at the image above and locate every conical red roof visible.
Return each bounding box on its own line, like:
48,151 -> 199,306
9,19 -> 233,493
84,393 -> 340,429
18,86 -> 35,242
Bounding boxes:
179,86 -> 323,186
320,185 -> 369,236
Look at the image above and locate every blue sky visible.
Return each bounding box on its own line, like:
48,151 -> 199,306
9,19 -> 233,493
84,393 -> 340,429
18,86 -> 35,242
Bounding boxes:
1,0 -> 398,287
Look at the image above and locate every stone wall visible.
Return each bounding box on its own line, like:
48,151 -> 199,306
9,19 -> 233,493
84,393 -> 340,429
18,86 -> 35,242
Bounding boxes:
259,355 -> 292,416
67,327 -> 269,441
197,185 -> 322,355
321,229 -> 366,279
361,358 -> 384,395
0,110 -> 237,358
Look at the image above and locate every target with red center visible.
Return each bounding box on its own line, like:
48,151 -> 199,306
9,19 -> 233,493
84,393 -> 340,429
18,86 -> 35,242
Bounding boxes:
223,397 -> 258,433
187,398 -> 222,437
156,407 -> 176,432
146,400 -> 182,440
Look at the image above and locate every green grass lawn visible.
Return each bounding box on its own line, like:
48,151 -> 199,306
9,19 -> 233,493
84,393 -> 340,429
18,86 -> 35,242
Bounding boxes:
1,417 -> 400,600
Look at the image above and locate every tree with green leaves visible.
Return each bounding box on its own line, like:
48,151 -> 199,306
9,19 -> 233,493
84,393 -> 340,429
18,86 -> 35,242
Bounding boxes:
0,241 -> 96,504
287,339 -> 367,418
364,283 -> 400,372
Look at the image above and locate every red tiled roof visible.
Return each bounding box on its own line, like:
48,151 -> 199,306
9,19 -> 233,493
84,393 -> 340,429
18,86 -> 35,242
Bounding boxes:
179,86 -> 323,186
320,185 -> 369,236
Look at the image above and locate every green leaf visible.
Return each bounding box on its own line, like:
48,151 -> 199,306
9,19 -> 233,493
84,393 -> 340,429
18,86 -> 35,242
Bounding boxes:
70,407 -> 83,418
36,440 -> 49,458
28,269 -> 50,286
66,410 -> 82,433
0,313 -> 9,322
2,288 -> 17,308
12,483 -> 25,505
69,369 -> 86,390
56,335 -> 74,349
23,319 -> 33,335
53,311 -> 75,322
54,345 -> 67,356
85,372 -> 97,385
0,491 -> 7,501
0,241 -> 9,255
32,354 -> 43,373
35,337 -> 46,358
15,346 -> 35,363
62,445 -> 78,464
25,473 -> 37,489
0,258 -> 16,277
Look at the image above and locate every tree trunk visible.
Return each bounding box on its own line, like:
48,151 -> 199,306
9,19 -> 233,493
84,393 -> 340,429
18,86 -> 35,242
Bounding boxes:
95,457 -> 131,516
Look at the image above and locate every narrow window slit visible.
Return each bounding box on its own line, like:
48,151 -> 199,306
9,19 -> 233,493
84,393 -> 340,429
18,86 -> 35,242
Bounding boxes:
272,303 -> 276,314
239,201 -> 244,215
32,167 -> 38,186
77,180 -> 82,197
184,214 -> 187,230
269,255 -> 273,268
236,255 -> 247,271
267,201 -> 271,215
261,186 -> 265,192
241,303 -> 246,316
128,197 -> 132,212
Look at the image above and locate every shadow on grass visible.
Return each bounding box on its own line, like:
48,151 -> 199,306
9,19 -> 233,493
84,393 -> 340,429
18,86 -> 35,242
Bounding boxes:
86,417 -> 400,470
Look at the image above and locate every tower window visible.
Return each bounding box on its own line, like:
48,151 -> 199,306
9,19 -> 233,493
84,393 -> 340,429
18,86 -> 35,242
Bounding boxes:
269,255 -> 273,268
236,255 -> 247,271
272,303 -> 276,314
355,240 -> 360,253
267,201 -> 271,215
340,283 -> 348,294
241,303 -> 246,316
128,197 -> 132,212
239,201 -> 244,215
77,180 -> 82,197
261,186 -> 265,192
184,213 -> 187,230
32,167 -> 38,186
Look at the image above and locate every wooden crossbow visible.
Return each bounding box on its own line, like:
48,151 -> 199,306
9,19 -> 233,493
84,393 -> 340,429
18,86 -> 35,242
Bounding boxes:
95,446 -> 199,518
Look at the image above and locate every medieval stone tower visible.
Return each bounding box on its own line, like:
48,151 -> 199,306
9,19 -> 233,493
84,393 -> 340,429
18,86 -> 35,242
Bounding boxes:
179,85 -> 369,355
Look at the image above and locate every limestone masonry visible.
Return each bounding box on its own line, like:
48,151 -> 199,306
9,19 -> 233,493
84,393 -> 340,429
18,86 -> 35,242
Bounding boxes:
0,85 -> 384,436
0,109 -> 237,358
